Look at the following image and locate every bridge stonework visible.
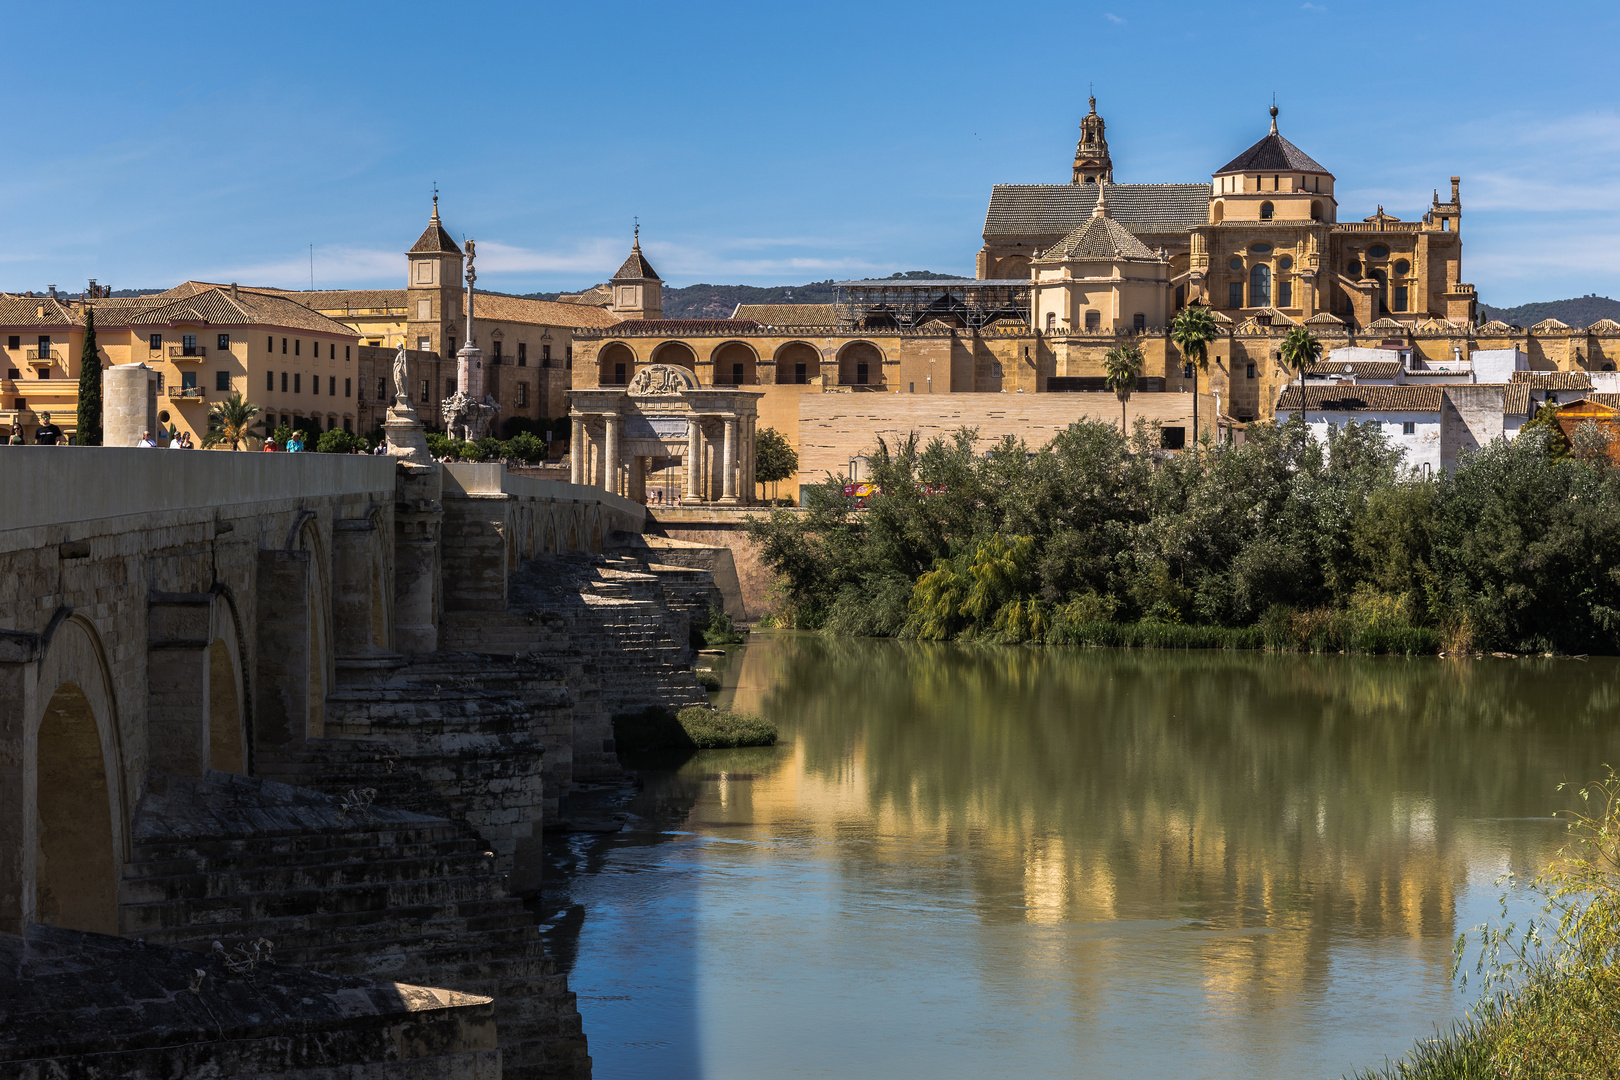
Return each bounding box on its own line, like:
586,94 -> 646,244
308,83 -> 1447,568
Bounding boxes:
0,447 -> 714,1079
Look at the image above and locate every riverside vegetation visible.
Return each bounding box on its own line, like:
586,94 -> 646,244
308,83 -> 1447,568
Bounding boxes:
613,705 -> 777,755
1358,773 -> 1620,1079
747,415 -> 1620,655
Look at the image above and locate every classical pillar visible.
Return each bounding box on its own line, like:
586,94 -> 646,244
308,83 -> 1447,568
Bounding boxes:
686,416 -> 701,502
604,413 -> 620,496
570,415 -> 586,485
720,416 -> 738,504
392,465 -> 443,656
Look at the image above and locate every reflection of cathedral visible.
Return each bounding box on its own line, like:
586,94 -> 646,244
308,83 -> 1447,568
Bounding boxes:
980,100 -> 1476,329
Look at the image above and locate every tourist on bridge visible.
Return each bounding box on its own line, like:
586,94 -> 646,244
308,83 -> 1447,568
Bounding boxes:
136,430 -> 157,448
33,412 -> 62,445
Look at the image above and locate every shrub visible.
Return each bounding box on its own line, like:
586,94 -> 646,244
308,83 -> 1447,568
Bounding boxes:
691,605 -> 744,648
315,428 -> 366,454
695,669 -> 721,691
612,705 -> 776,754
504,431 -> 547,464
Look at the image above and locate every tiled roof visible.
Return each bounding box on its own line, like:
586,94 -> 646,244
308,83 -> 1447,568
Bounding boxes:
1277,385 -> 1443,412
1306,360 -> 1402,378
1510,370 -> 1592,389
613,244 -> 660,281
557,285 -> 613,307
1587,318 -> 1620,333
1589,393 -> 1620,409
1479,319 -> 1515,332
1504,384 -> 1532,417
608,319 -> 763,335
116,288 -> 360,336
732,303 -> 839,325
1040,212 -> 1158,261
983,183 -> 1210,239
1531,318 -> 1571,332
0,296 -> 76,327
409,213 -> 461,255
463,292 -> 622,329
1305,312 -> 1347,326
1214,130 -> 1329,176
1367,317 -> 1408,333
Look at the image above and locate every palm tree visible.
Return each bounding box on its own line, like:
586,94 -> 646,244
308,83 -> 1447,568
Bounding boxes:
1102,344 -> 1145,435
203,392 -> 263,450
1279,326 -> 1324,397
1170,303 -> 1217,445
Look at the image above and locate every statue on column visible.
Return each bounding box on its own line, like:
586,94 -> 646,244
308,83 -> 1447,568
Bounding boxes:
439,238 -> 500,442
381,340 -> 433,464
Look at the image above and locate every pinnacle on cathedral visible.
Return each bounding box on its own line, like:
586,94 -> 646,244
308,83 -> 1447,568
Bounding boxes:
1072,95 -> 1113,186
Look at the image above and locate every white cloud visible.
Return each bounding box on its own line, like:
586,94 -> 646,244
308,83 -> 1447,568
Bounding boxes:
1300,3 -> 1327,11
1104,12 -> 1125,23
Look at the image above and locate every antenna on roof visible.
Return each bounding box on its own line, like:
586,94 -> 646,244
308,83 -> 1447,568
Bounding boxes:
309,244 -> 314,292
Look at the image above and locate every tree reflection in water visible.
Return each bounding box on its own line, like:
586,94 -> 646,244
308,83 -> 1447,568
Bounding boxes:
556,634 -> 1615,1079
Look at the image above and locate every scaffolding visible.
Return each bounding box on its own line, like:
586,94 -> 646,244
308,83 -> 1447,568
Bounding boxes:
833,279 -> 1031,331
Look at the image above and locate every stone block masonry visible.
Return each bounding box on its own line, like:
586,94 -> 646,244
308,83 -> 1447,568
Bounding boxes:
0,449 -> 724,1076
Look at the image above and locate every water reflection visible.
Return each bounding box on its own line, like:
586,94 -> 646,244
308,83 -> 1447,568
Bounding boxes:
550,636 -> 1617,1079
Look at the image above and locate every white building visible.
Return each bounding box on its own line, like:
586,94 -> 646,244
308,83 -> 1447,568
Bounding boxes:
1276,383 -> 1535,473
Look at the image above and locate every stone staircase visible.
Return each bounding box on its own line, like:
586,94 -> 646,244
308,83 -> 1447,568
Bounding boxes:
440,553 -> 708,783
120,770 -> 590,1080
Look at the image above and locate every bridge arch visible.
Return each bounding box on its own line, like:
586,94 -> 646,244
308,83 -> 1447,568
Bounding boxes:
31,613 -> 125,935
295,518 -> 332,739
208,595 -> 248,774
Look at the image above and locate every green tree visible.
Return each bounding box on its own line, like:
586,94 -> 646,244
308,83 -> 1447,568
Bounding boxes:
1102,344 -> 1145,433
1170,303 -> 1217,444
754,425 -> 799,500
1279,326 -> 1323,394
76,306 -> 102,445
315,428 -> 366,453
503,430 -> 547,464
202,392 -> 263,450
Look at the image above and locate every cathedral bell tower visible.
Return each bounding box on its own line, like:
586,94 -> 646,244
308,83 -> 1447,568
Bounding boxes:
1072,96 -> 1113,186
610,225 -> 662,320
405,195 -> 465,356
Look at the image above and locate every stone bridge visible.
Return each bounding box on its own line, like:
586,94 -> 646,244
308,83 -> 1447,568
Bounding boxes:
0,447 -> 720,1079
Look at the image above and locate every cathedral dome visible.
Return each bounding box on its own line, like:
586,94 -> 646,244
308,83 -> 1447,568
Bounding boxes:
1213,106 -> 1332,179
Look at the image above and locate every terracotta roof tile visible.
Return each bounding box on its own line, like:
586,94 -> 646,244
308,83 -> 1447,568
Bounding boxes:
1510,370 -> 1592,389
1305,361 -> 1402,378
612,244 -> 660,281
0,296 -> 76,328
1277,385 -> 1443,412
1214,128 -> 1329,176
463,292 -> 622,329
731,303 -> 838,326
1505,384 -> 1532,417
1040,212 -> 1158,261
983,183 -> 1209,239
607,319 -> 763,335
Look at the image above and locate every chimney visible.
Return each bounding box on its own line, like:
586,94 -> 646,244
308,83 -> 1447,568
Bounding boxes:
36,304 -> 45,319
46,284 -> 57,299
231,282 -> 239,300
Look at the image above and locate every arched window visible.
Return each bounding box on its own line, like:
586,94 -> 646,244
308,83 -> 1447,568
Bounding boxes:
1211,200 -> 1224,224
1045,312 -> 1056,331
1259,200 -> 1275,221
1249,264 -> 1271,307
1085,310 -> 1101,330
1310,200 -> 1323,221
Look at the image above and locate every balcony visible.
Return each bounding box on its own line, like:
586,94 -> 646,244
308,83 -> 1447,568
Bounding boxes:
168,345 -> 208,360
26,349 -> 63,363
167,386 -> 206,401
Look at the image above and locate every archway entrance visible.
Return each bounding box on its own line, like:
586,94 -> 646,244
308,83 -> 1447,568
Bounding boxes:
209,638 -> 244,773
36,682 -> 116,934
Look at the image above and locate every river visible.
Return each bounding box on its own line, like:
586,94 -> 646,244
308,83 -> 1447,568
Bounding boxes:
541,632 -> 1618,1079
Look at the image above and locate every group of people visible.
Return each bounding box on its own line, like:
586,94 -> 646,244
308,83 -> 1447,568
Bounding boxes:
6,411 -> 66,445
136,429 -> 195,448
261,432 -> 308,452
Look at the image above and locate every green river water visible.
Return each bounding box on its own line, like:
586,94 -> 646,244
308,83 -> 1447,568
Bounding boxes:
543,632 -> 1620,1079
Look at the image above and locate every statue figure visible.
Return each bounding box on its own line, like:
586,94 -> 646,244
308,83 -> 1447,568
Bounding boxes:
393,343 -> 410,408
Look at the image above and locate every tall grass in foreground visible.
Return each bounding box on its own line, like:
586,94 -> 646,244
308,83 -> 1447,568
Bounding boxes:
1353,774 -> 1620,1079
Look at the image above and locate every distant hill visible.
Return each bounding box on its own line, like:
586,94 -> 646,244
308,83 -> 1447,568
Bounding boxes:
1479,295 -> 1620,328
523,271 -> 968,321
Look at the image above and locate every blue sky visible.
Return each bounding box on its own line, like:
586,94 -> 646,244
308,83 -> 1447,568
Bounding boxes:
6,0 -> 1619,306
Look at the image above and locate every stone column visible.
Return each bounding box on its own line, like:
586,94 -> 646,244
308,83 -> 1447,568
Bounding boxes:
147,592 -> 213,778
630,455 -> 645,504
685,417 -> 701,502
570,415 -> 586,485
102,363 -> 157,448
603,413 -> 620,496
720,416 -> 738,504
331,516 -> 379,659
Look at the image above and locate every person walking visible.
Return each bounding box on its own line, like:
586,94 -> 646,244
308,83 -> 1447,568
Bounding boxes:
137,430 -> 157,448
33,412 -> 63,445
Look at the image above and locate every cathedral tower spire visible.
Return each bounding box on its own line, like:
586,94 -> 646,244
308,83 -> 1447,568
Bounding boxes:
1072,95 -> 1114,186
